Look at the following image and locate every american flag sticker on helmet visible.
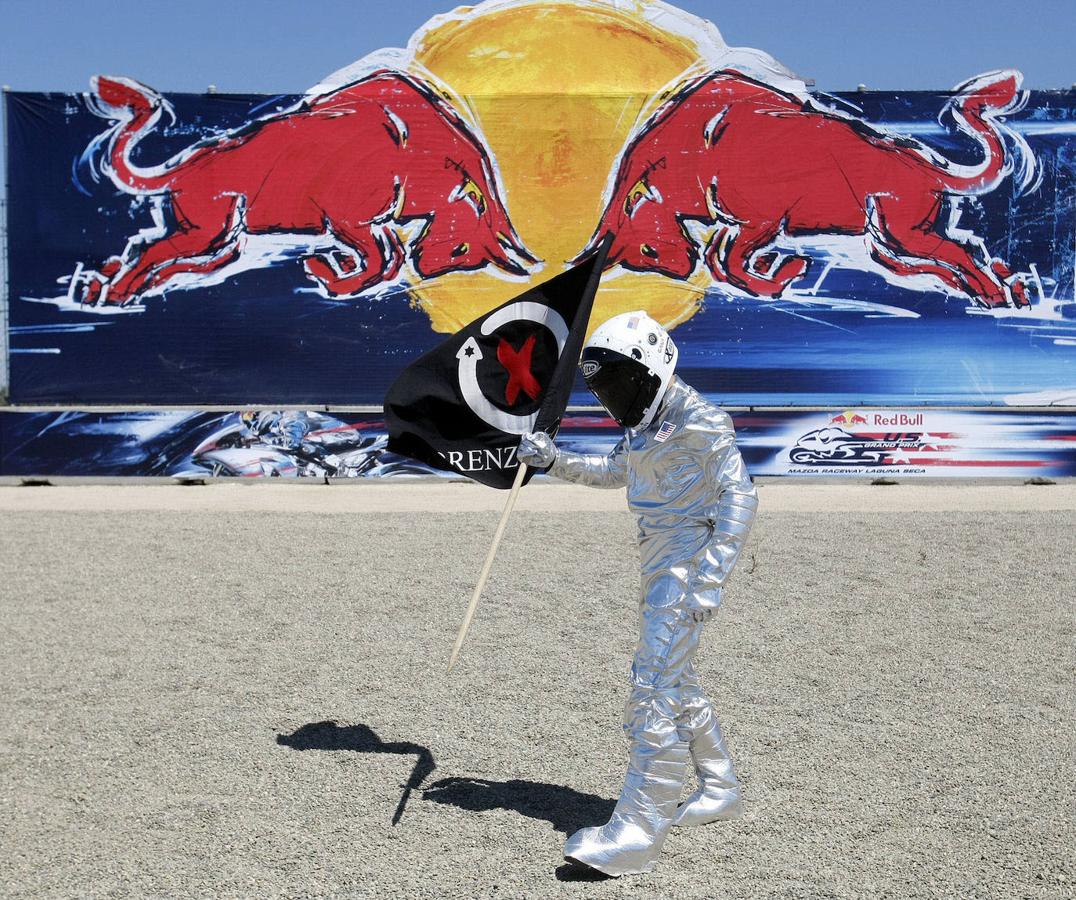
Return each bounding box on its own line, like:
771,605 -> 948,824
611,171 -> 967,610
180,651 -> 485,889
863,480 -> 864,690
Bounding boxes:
655,420 -> 676,442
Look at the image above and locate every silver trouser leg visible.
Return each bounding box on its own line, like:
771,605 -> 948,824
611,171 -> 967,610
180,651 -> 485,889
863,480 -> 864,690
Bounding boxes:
563,604 -> 699,876
673,654 -> 743,827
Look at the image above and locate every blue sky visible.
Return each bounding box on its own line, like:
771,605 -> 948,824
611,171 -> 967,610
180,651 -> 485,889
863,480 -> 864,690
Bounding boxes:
1,0 -> 1073,93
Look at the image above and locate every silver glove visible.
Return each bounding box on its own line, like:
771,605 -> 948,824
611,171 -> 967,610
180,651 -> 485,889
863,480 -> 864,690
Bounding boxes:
517,431 -> 557,467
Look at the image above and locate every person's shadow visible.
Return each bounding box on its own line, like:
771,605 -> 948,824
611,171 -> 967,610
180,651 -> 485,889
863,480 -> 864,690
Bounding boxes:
276,721 -> 435,825
421,775 -> 614,836
276,721 -> 615,879
423,777 -> 616,882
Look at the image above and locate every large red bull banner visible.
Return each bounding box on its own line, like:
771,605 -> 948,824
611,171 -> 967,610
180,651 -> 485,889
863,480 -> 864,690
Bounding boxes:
2,408 -> 1075,480
5,0 -> 1076,409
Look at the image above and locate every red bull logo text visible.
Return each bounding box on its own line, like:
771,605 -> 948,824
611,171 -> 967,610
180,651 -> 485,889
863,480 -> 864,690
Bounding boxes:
831,411 -> 925,427
873,412 -> 925,427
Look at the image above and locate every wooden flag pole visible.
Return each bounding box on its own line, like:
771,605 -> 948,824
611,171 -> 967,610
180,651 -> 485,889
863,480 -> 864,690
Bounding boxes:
443,234 -> 612,674
446,462 -> 529,673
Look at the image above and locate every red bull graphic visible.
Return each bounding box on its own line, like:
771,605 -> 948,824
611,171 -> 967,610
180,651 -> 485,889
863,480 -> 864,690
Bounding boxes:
77,69 -> 535,307
831,412 -> 870,426
586,69 -> 1036,309
4,0 -> 1076,410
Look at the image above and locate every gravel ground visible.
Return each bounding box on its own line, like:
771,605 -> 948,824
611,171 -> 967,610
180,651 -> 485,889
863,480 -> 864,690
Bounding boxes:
0,484 -> 1073,898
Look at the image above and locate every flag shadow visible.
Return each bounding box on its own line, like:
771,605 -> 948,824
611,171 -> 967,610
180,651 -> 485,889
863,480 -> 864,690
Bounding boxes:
276,720 -> 435,825
421,776 -> 615,836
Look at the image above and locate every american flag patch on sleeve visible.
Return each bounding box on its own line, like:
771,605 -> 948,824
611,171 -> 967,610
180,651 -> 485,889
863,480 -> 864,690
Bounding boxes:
654,420 -> 676,442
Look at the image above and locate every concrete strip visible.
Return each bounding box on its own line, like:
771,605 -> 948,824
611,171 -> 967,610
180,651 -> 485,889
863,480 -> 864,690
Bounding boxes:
2,480 -> 1075,513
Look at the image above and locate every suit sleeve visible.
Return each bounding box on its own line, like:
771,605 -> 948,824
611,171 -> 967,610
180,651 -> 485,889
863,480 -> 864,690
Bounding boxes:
548,435 -> 628,488
692,413 -> 758,591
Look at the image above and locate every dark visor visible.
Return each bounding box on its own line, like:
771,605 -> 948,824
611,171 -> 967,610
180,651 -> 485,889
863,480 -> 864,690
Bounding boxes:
580,347 -> 661,428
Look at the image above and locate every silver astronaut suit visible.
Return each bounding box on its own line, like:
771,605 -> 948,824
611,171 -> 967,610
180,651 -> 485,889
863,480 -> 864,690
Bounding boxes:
519,313 -> 757,877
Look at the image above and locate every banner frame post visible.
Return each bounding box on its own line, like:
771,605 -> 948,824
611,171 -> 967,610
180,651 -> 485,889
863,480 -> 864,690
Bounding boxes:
1,85 -> 10,403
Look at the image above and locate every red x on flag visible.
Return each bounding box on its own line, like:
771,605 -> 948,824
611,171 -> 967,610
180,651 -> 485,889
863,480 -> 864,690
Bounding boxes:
497,334 -> 542,405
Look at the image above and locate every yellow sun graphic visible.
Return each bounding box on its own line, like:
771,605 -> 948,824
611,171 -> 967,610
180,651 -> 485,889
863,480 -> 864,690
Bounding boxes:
406,0 -> 717,335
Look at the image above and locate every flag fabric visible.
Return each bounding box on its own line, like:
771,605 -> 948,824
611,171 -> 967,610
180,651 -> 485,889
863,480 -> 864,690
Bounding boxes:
385,235 -> 612,489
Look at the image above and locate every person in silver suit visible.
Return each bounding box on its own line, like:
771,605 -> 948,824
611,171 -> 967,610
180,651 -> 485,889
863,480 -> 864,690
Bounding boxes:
517,310 -> 758,877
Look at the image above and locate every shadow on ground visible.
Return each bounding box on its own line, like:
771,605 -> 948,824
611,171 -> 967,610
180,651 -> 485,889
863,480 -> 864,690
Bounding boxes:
421,776 -> 615,836
276,719 -> 616,877
555,861 -> 613,882
276,720 -> 435,825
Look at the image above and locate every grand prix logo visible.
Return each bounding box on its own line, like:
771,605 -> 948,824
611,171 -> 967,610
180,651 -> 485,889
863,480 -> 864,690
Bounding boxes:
456,301 -> 568,434
789,427 -> 920,466
789,411 -> 947,467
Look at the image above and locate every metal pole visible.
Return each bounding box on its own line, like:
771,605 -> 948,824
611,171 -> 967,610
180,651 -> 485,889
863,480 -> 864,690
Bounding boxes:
1,85 -> 11,403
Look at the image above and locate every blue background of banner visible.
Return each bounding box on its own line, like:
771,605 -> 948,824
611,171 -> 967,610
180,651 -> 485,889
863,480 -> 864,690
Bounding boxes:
5,88 -> 1076,406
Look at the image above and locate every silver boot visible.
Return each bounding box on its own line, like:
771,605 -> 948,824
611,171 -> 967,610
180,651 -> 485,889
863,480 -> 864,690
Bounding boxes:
564,705 -> 690,876
672,700 -> 742,827
565,604 -> 702,877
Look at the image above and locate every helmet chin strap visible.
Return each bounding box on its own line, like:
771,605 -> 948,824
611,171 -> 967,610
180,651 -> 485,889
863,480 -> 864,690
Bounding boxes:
633,377 -> 674,431
628,383 -> 662,432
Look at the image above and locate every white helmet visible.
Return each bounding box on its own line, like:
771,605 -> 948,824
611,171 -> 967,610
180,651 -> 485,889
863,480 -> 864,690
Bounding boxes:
579,310 -> 678,430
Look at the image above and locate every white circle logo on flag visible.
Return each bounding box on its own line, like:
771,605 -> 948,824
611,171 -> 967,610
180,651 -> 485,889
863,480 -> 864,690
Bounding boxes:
455,301 -> 569,435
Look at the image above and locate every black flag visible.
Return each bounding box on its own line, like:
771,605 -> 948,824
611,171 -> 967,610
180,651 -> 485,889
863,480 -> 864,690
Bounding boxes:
385,235 -> 612,489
